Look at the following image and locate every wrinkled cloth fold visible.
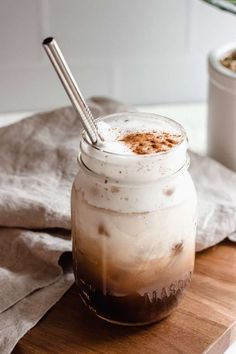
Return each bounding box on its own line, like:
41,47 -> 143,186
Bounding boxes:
0,97 -> 235,353
189,152 -> 236,249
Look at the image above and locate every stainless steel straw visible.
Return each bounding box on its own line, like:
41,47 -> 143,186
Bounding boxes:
43,37 -> 100,144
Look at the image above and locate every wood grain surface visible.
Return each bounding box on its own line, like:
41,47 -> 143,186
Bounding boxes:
13,241 -> 236,354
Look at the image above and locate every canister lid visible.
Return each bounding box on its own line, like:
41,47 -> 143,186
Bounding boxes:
208,43 -> 236,92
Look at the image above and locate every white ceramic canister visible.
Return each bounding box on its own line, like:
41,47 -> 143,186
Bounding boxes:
208,43 -> 236,171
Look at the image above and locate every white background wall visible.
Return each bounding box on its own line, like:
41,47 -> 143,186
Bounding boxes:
0,0 -> 235,111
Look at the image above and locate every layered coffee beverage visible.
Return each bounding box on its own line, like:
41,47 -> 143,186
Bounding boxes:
71,112 -> 197,325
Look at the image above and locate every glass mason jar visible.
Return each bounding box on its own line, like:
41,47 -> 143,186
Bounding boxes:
71,112 -> 197,326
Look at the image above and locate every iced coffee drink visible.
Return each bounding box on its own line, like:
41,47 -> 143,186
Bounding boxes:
71,112 -> 197,325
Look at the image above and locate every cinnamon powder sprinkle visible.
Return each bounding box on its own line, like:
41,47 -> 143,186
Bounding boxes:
120,132 -> 183,155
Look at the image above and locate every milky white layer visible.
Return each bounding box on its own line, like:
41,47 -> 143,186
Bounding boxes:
73,190 -> 196,263
72,188 -> 196,294
75,165 -> 195,213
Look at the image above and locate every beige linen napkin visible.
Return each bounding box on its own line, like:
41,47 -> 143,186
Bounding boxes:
0,97 -> 235,353
189,152 -> 236,249
0,97 -> 128,354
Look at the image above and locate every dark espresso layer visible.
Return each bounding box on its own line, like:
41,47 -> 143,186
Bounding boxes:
76,272 -> 192,324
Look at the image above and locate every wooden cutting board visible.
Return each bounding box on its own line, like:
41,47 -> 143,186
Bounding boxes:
13,241 -> 236,354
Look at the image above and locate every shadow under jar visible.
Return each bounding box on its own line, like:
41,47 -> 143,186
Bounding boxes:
71,112 -> 197,326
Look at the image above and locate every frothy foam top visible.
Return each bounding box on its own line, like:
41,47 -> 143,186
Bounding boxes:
97,114 -> 183,155
80,112 -> 188,183
79,112 -> 191,212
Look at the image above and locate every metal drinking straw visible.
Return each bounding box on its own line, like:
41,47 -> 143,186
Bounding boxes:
43,37 -> 100,144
